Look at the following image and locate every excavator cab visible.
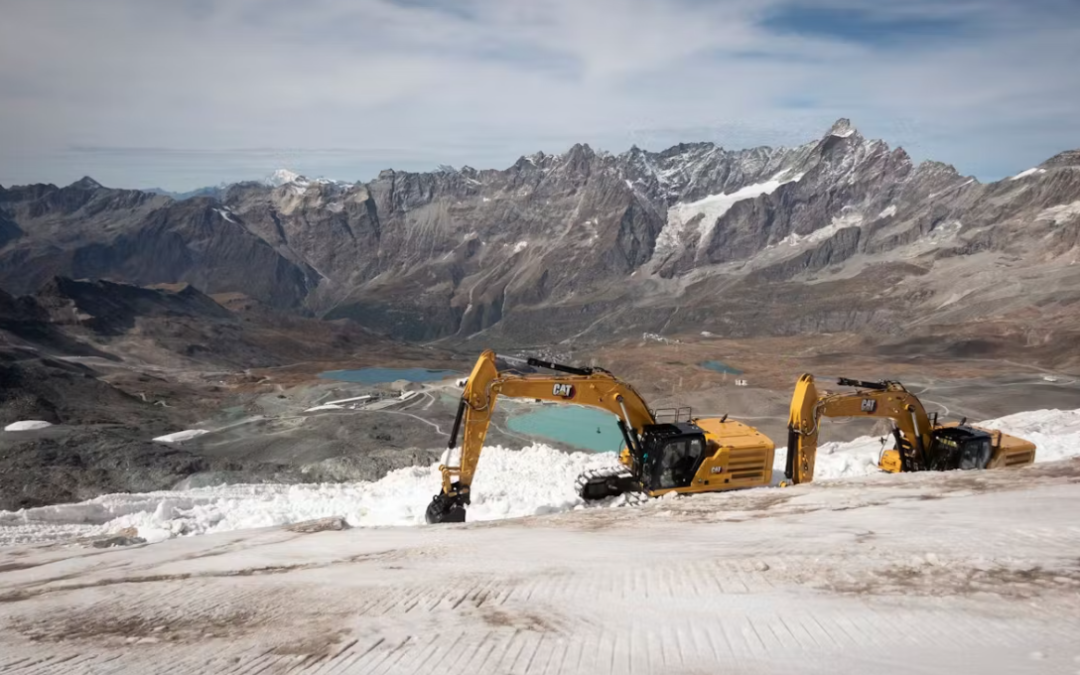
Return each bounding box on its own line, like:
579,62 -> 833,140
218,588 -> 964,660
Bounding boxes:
580,422 -> 709,500
927,426 -> 993,471
638,423 -> 709,492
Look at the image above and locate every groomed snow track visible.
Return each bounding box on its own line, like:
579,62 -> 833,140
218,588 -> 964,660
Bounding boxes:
2,460 -> 1080,674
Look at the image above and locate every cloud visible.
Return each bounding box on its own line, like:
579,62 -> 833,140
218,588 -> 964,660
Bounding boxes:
0,0 -> 1077,190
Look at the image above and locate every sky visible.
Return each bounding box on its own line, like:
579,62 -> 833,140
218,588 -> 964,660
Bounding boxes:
1,0 -> 1078,191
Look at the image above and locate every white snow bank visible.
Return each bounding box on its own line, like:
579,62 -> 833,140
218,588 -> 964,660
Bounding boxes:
772,408 -> 1080,481
4,409 -> 1079,546
4,420 -> 53,431
152,429 -> 209,443
0,445 -> 623,544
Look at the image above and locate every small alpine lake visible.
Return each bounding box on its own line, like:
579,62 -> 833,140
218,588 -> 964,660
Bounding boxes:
507,404 -> 625,453
318,367 -> 460,384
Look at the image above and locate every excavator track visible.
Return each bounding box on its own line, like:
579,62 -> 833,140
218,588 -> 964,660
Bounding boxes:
575,466 -> 647,503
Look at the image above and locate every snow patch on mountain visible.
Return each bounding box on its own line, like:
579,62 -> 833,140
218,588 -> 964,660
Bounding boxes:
152,429 -> 209,443
776,209 -> 864,249
265,169 -> 307,187
878,205 -> 897,219
4,421 -> 53,431
654,170 -> 804,260
1035,201 -> 1080,225
1010,167 -> 1047,181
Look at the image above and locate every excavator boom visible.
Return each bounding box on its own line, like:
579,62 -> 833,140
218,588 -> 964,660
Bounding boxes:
426,350 -> 656,523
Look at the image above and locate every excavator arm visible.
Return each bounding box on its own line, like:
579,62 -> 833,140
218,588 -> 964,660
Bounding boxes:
426,349 -> 657,523
786,374 -> 934,483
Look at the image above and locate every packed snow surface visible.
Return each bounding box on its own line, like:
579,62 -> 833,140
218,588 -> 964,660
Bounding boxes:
151,429 -> 209,443
3,420 -> 53,431
2,408 -> 1078,547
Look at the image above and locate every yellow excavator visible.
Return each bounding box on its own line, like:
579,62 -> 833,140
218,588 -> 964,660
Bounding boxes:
785,374 -> 1036,483
425,350 -> 775,523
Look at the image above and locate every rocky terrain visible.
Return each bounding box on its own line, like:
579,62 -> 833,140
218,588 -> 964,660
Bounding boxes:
0,278 -> 459,511
2,120 -> 1078,365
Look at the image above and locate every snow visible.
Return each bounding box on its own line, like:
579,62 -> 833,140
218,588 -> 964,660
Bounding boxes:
3,420 -> 53,431
1010,167 -> 1047,181
264,168 -> 308,187
304,404 -> 345,412
325,395 -> 372,406
512,240 -> 528,253
152,429 -> 209,443
213,208 -> 236,223
4,408 -> 1079,549
928,178 -> 975,200
0,445 -> 622,544
654,170 -> 804,259
877,204 -> 897,219
775,209 -> 863,248
1035,200 -> 1080,225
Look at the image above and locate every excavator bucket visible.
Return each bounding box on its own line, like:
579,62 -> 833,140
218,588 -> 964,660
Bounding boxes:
425,492 -> 467,524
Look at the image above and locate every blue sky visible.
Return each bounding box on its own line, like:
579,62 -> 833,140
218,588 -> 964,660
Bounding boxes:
1,0 -> 1077,190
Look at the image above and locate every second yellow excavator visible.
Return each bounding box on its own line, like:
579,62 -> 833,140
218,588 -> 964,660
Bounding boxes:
425,350 -> 775,523
785,374 -> 1037,483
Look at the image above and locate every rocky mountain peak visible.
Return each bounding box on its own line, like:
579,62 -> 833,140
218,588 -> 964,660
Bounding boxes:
826,118 -> 858,139
264,169 -> 306,187
1041,149 -> 1080,169
68,176 -> 104,190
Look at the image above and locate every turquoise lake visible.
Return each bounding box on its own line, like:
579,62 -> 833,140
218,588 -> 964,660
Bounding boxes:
318,367 -> 459,384
700,360 -> 743,375
507,404 -> 625,453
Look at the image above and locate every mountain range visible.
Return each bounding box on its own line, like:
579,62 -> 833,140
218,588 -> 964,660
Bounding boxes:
2,119 -> 1078,365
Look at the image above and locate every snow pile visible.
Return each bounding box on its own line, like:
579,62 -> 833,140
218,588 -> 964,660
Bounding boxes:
654,170 -> 804,259
4,420 -> 53,431
4,409 -> 1079,546
152,429 -> 209,443
977,408 -> 1080,463
0,445 -> 623,544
